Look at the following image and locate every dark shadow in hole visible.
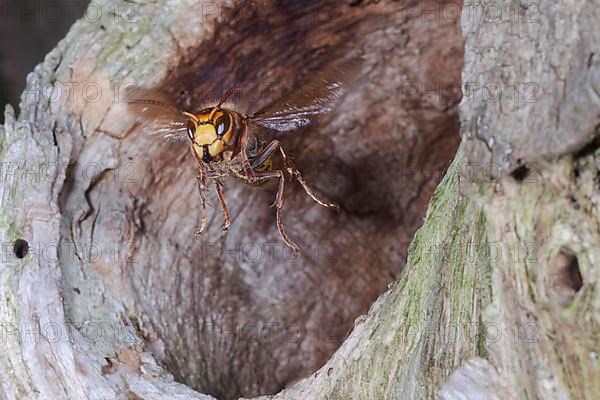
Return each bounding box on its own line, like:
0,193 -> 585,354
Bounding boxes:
13,239 -> 29,259
574,132 -> 600,159
551,247 -> 583,304
511,164 -> 532,182
120,2 -> 463,399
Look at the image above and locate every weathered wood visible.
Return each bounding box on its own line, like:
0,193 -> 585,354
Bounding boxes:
460,0 -> 600,179
1,0 -> 462,398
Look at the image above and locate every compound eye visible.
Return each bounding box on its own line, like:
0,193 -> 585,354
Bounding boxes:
187,120 -> 195,141
214,114 -> 231,137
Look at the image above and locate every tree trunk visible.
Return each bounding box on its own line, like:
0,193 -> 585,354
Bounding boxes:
0,1 -> 597,399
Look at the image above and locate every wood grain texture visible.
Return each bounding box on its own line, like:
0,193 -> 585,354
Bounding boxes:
0,0 -> 462,399
460,0 -> 600,180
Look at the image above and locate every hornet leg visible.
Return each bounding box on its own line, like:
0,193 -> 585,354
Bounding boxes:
214,179 -> 232,231
253,140 -> 339,211
244,166 -> 299,252
194,171 -> 208,236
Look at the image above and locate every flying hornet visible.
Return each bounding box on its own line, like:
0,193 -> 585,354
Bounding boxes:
128,61 -> 359,251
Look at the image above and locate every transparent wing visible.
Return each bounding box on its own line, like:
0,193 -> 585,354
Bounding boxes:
150,118 -> 188,144
128,97 -> 189,144
251,58 -> 362,132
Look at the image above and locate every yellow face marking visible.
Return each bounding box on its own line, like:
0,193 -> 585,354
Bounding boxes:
195,124 -> 217,146
192,143 -> 204,160
222,129 -> 233,145
190,108 -> 235,160
212,110 -> 224,120
208,140 -> 224,157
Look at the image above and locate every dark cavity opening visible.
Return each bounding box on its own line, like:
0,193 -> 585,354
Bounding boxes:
13,239 -> 29,259
72,2 -> 464,399
551,248 -> 583,300
511,164 -> 532,182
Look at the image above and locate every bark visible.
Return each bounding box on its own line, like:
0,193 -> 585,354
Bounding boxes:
0,1 -> 597,400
